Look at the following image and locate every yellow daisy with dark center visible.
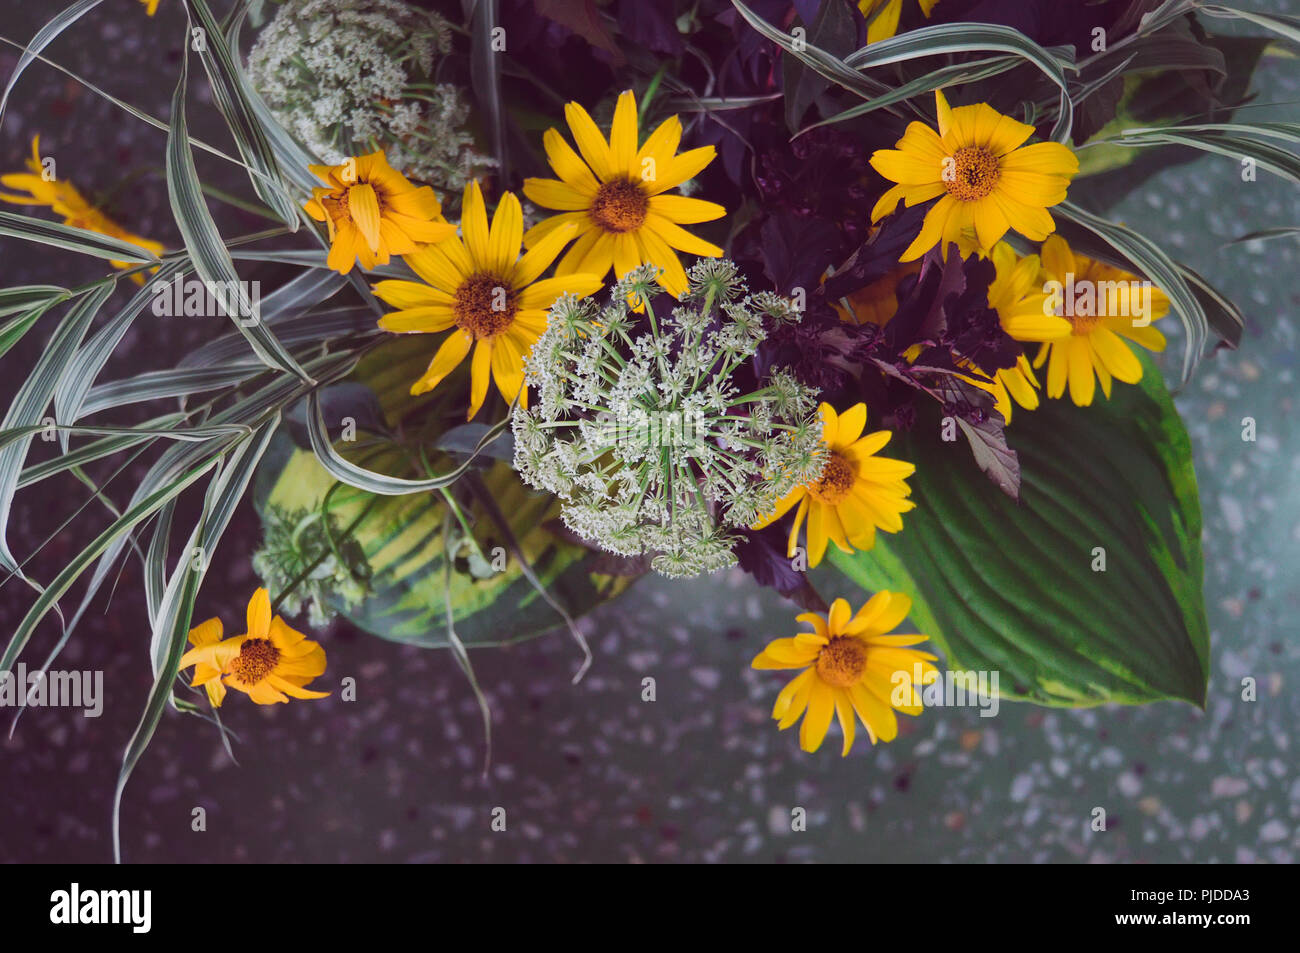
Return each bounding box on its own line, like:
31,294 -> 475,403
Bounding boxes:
960,241 -> 1072,423
304,150 -> 456,274
870,90 -> 1078,262
752,402 -> 916,568
522,89 -> 726,298
179,589 -> 329,706
1033,235 -> 1170,406
1,136 -> 163,283
752,592 -> 938,754
372,180 -> 604,418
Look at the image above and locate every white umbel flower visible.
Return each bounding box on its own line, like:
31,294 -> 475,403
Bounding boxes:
512,261 -> 826,578
248,0 -> 494,191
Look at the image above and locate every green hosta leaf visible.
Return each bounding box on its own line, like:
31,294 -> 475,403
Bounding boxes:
826,350 -> 1207,708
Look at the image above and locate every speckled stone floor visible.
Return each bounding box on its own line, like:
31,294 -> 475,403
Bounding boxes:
0,0 -> 1296,863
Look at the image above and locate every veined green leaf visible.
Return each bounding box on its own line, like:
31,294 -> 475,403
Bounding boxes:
826,350 -> 1207,708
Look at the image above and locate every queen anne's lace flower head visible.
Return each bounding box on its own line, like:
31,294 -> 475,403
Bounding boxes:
248,0 -> 494,191
512,260 -> 826,578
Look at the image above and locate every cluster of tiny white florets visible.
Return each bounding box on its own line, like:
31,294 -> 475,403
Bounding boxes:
512,261 -> 826,578
248,0 -> 494,190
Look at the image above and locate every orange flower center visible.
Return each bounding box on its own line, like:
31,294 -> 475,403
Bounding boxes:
589,179 -> 648,233
816,637 -> 868,688
454,272 -> 518,339
230,638 -> 279,684
806,452 -> 856,505
943,146 -> 1000,201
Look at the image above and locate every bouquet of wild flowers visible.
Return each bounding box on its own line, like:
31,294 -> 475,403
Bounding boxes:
1,0 -> 1295,858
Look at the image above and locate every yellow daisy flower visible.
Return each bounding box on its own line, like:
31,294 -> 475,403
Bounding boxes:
858,0 -> 941,44
752,592 -> 937,754
1,136 -> 164,284
869,90 -> 1078,262
372,180 -> 603,417
752,402 -> 916,568
184,617 -> 228,708
522,88 -> 725,298
962,241 -> 1071,423
304,150 -> 456,275
829,259 -> 920,327
1032,234 -> 1170,406
179,588 -> 329,707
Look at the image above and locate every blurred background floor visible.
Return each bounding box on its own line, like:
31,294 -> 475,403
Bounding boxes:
0,0 -> 1296,862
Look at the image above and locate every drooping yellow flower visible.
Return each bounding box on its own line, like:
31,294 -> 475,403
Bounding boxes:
523,89 -> 725,298
1032,235 -> 1170,406
179,589 -> 329,706
870,91 -> 1078,262
753,403 -> 915,568
185,617 -> 228,708
0,136 -> 164,284
304,151 -> 456,275
858,0 -> 941,44
962,241 -> 1071,423
372,180 -> 603,418
753,592 -> 937,754
829,259 -> 921,327
140,0 -> 160,15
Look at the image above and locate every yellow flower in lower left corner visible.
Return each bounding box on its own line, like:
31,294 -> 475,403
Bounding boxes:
753,592 -> 937,755
304,151 -> 456,274
181,588 -> 329,706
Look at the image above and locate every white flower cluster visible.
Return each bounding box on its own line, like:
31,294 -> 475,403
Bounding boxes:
248,0 -> 494,190
512,261 -> 827,578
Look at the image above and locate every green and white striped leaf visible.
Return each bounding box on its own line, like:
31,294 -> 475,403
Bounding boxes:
183,0 -> 301,229
840,21 -> 1078,141
0,283 -> 114,576
164,39 -> 311,381
0,0 -> 104,126
0,211 -> 160,264
0,285 -> 69,320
